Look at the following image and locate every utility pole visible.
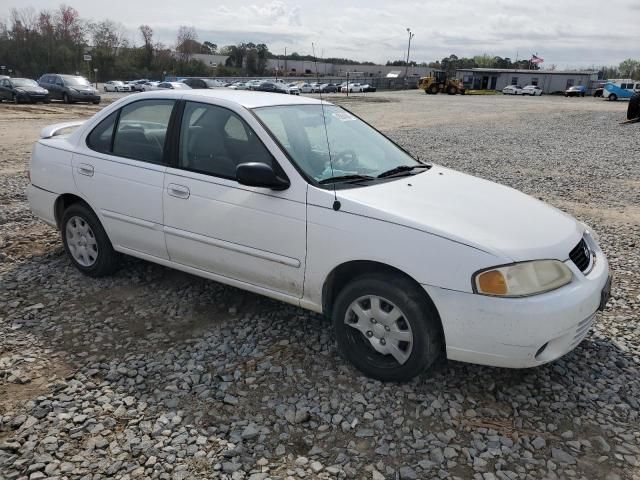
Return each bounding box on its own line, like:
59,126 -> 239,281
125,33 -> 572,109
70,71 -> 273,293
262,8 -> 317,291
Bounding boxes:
284,47 -> 287,77
405,28 -> 415,89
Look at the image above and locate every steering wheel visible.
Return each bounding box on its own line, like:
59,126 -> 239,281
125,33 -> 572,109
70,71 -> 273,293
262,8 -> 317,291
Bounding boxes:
333,149 -> 359,170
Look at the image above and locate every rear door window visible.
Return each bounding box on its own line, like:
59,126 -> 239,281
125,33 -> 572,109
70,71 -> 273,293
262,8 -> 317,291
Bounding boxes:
112,99 -> 175,164
87,112 -> 118,154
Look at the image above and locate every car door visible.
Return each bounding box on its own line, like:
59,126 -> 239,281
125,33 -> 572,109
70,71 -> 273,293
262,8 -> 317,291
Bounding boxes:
162,99 -> 307,298
72,98 -> 177,259
0,79 -> 10,100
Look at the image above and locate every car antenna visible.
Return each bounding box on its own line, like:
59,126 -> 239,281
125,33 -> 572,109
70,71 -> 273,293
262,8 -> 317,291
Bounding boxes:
313,42 -> 340,211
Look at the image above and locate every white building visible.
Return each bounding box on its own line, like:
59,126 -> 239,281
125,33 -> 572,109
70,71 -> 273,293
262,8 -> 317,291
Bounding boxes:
456,68 -> 599,94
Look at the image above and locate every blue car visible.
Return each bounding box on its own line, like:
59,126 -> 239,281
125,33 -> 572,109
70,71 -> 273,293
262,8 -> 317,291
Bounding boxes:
564,85 -> 586,97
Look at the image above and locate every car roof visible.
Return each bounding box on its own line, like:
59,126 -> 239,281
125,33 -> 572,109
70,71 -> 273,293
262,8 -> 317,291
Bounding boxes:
138,89 -> 326,109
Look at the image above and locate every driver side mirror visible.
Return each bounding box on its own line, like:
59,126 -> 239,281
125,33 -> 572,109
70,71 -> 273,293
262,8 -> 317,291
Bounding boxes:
236,162 -> 290,191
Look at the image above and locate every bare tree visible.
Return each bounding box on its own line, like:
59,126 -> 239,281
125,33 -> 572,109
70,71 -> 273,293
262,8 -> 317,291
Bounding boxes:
139,24 -> 154,68
176,25 -> 198,62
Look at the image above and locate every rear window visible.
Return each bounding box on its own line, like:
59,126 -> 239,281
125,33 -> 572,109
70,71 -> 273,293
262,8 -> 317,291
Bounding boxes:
87,112 -> 117,154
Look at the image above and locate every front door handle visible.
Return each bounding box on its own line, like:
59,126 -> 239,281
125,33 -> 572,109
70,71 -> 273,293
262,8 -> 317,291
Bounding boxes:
77,163 -> 94,176
167,183 -> 190,199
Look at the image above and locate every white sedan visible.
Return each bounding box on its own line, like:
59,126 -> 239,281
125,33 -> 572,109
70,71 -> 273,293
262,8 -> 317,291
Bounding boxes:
156,82 -> 191,90
341,83 -> 364,93
502,85 -> 523,95
103,81 -> 131,92
27,90 -> 611,381
522,85 -> 543,96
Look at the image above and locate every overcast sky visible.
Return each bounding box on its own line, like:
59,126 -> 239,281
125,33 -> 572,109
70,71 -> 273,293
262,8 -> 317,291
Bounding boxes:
3,0 -> 639,68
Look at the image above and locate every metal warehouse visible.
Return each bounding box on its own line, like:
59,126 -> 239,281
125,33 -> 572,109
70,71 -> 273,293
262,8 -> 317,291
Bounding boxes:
456,68 -> 598,94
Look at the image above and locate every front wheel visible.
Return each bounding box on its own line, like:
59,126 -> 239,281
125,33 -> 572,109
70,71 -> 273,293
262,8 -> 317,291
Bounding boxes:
12,94 -> 19,104
332,273 -> 442,381
63,93 -> 71,104
61,203 -> 120,277
609,94 -> 617,101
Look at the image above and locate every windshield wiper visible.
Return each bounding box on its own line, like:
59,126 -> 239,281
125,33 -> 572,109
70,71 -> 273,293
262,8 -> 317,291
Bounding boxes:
377,164 -> 431,179
319,174 -> 376,185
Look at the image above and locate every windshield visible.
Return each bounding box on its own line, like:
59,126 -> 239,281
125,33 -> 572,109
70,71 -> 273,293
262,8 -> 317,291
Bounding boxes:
202,79 -> 218,87
254,104 -> 421,184
63,76 -> 91,86
13,78 -> 38,87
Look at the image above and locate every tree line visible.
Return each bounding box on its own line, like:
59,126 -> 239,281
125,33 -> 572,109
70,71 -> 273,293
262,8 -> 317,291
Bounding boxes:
1,6 -> 638,81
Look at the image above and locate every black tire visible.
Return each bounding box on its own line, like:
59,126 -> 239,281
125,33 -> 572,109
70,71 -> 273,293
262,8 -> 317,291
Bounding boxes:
609,93 -> 617,101
447,86 -> 456,95
581,92 -> 585,97
428,85 -> 439,95
63,93 -> 71,104
628,93 -> 640,120
332,273 -> 442,381
61,202 -> 120,277
92,100 -> 100,105
104,87 -> 107,92
12,94 -> 18,104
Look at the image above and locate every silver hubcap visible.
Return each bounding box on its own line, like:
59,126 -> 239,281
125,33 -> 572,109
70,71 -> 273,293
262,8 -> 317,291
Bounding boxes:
66,216 -> 98,267
344,295 -> 413,365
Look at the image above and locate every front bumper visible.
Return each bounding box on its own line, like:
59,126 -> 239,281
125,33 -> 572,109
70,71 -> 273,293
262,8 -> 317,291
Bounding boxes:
424,245 -> 610,368
70,92 -> 101,102
18,92 -> 50,102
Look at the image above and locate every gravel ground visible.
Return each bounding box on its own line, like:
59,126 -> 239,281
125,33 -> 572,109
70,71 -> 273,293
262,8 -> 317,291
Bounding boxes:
1,92 -> 639,480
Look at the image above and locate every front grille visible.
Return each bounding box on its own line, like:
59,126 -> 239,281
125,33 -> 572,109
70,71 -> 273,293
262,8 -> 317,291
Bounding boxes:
569,238 -> 591,273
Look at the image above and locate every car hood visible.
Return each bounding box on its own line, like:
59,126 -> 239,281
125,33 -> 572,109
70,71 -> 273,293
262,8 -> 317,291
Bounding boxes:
20,88 -> 48,94
336,165 -> 583,262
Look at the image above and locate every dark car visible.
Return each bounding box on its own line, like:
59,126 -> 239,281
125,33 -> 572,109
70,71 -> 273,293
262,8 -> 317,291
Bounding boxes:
628,92 -> 640,121
362,84 -> 377,92
181,78 -> 224,89
38,74 -> 100,104
564,85 -> 586,97
254,82 -> 286,94
0,77 -> 50,103
319,83 -> 339,93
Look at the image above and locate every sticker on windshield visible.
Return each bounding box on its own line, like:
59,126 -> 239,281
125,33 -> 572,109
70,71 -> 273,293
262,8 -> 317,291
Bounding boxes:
332,112 -> 356,122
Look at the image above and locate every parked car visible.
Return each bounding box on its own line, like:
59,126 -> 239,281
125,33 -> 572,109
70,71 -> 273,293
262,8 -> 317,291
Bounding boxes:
130,79 -> 150,92
502,85 -> 523,95
254,82 -> 284,93
0,77 -> 50,103
319,83 -> 339,93
565,85 -> 586,97
141,81 -> 161,91
228,82 -> 250,90
246,80 -> 265,90
299,83 -> 315,93
181,78 -> 226,89
628,92 -> 640,120
361,84 -> 377,93
278,83 -> 300,95
26,90 -> 612,381
156,82 -> 191,90
341,83 -> 364,93
38,74 -> 100,104
104,81 -> 131,92
521,85 -> 542,96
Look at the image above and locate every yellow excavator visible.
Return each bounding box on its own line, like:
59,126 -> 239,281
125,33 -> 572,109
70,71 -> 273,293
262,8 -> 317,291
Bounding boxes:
419,70 -> 465,95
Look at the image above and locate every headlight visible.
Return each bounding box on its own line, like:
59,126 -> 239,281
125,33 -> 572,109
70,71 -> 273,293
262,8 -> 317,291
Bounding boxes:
473,260 -> 573,297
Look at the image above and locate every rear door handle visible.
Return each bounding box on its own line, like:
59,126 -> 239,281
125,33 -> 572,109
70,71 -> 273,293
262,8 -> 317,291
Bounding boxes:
167,183 -> 190,199
77,163 -> 94,176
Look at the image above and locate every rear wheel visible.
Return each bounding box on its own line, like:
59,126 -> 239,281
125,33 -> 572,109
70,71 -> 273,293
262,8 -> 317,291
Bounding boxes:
63,93 -> 71,104
447,86 -> 457,95
428,84 -> 439,95
12,94 -> 18,104
609,93 -> 617,101
61,203 -> 120,277
332,273 -> 442,381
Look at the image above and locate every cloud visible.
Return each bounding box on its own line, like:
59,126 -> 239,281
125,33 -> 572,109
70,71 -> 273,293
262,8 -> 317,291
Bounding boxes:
12,0 -> 640,67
